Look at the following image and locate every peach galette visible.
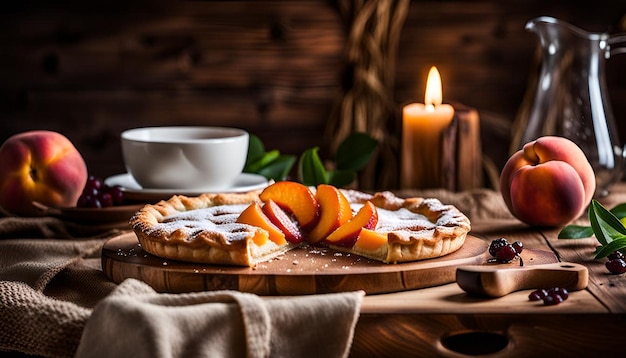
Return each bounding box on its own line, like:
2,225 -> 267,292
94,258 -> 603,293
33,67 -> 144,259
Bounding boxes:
130,181 -> 471,267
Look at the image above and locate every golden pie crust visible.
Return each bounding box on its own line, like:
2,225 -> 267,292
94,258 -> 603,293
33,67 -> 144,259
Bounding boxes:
130,188 -> 471,267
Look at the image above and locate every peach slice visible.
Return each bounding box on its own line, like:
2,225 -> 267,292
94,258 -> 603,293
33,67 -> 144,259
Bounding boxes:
249,230 -> 270,247
262,199 -> 304,243
307,184 -> 353,243
353,228 -> 388,252
326,201 -> 378,247
236,202 -> 287,246
259,181 -> 319,231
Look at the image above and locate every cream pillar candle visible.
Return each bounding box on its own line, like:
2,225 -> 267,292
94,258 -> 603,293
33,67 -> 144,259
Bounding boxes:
401,66 -> 455,189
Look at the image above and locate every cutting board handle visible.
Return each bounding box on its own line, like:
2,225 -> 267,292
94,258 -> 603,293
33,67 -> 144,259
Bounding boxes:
456,262 -> 589,297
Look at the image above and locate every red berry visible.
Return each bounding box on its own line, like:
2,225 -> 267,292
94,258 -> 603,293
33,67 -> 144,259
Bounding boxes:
528,289 -> 548,301
85,175 -> 102,191
77,194 -> 101,208
512,241 -> 523,254
99,192 -> 114,207
77,176 -> 125,208
607,251 -> 624,261
495,244 -> 517,262
489,238 -> 508,257
82,186 -> 99,197
606,258 -> 626,274
106,185 -> 125,205
529,287 -> 569,306
543,293 -> 564,306
551,287 -> 569,300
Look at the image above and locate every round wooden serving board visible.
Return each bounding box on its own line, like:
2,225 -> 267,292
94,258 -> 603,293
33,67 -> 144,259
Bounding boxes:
102,232 -> 558,295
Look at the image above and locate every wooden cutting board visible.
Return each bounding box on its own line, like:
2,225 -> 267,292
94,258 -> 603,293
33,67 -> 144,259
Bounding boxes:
101,232 -> 558,295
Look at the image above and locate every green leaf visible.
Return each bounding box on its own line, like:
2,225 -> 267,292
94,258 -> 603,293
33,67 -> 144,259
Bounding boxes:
245,149 -> 280,173
257,154 -> 296,181
610,203 -> 626,219
298,147 -> 327,186
588,200 -> 626,246
593,237 -> 626,259
558,225 -> 594,239
246,134 -> 266,165
334,132 -> 378,171
327,169 -> 356,188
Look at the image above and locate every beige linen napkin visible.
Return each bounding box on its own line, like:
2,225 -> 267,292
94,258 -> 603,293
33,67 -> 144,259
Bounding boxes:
0,236 -> 115,357
0,216 -> 364,358
76,279 -> 364,358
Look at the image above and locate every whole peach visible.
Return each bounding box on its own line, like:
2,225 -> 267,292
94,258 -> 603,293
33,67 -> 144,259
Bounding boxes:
500,136 -> 596,227
0,130 -> 88,216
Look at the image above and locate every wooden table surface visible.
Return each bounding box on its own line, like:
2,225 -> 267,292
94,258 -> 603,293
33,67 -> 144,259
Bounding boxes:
351,188 -> 626,357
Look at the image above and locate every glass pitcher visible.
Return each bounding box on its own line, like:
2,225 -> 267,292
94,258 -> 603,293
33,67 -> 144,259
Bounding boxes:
511,16 -> 626,196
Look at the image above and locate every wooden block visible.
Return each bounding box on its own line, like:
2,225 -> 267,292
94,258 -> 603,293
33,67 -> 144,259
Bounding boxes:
453,103 -> 483,190
441,117 -> 458,191
424,102 -> 482,191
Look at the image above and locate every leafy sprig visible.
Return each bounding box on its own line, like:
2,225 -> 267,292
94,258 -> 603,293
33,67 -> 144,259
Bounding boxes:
244,132 -> 377,187
244,135 -> 296,183
558,200 -> 626,259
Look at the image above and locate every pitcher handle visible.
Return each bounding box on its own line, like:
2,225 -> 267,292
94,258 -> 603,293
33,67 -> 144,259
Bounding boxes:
609,34 -> 626,56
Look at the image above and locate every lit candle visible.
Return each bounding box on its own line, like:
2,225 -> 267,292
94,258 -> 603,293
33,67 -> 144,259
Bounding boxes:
401,66 -> 455,189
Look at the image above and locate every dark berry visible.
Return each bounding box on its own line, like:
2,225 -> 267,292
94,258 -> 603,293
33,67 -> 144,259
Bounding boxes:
551,287 -> 569,300
99,192 -> 113,207
543,295 -> 555,305
85,175 -> 102,190
529,287 -> 569,306
489,238 -> 508,257
544,292 -> 564,306
82,186 -> 99,197
77,194 -> 101,208
512,241 -> 523,254
77,176 -> 125,208
495,244 -> 517,262
76,195 -> 89,208
107,185 -> 125,205
528,289 -> 548,301
607,251 -> 624,261
606,258 -> 626,274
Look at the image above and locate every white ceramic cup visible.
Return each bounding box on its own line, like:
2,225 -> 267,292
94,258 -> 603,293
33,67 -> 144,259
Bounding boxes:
121,126 -> 249,190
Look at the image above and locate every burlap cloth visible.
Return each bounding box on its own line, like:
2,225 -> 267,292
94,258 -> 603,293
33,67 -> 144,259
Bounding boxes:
0,188 -> 514,358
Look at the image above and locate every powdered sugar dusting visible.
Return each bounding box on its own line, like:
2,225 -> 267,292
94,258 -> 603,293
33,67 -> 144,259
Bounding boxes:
147,204 -> 252,241
350,203 -> 434,231
380,207 -> 434,230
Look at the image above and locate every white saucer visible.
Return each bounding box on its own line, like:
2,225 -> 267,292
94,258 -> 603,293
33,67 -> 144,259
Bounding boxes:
104,173 -> 269,202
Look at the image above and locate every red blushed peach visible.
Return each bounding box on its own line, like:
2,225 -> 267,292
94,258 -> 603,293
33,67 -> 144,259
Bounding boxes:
500,136 -> 596,227
0,130 -> 88,216
259,181 -> 320,231
237,202 -> 287,246
307,184 -> 353,243
262,199 -> 303,244
326,201 -> 378,247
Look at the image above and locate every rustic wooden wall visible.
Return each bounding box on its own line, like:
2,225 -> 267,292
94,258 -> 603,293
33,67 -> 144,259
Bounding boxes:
1,0 -> 625,188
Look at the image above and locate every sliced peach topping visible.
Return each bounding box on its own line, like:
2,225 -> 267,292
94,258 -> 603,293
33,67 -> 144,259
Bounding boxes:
325,201 -> 378,247
259,181 -> 319,231
308,184 -> 353,243
236,202 -> 287,246
262,199 -> 303,243
353,228 -> 388,252
249,230 -> 270,247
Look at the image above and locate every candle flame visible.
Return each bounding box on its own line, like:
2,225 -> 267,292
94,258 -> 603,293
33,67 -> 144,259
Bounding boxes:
424,66 -> 443,107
